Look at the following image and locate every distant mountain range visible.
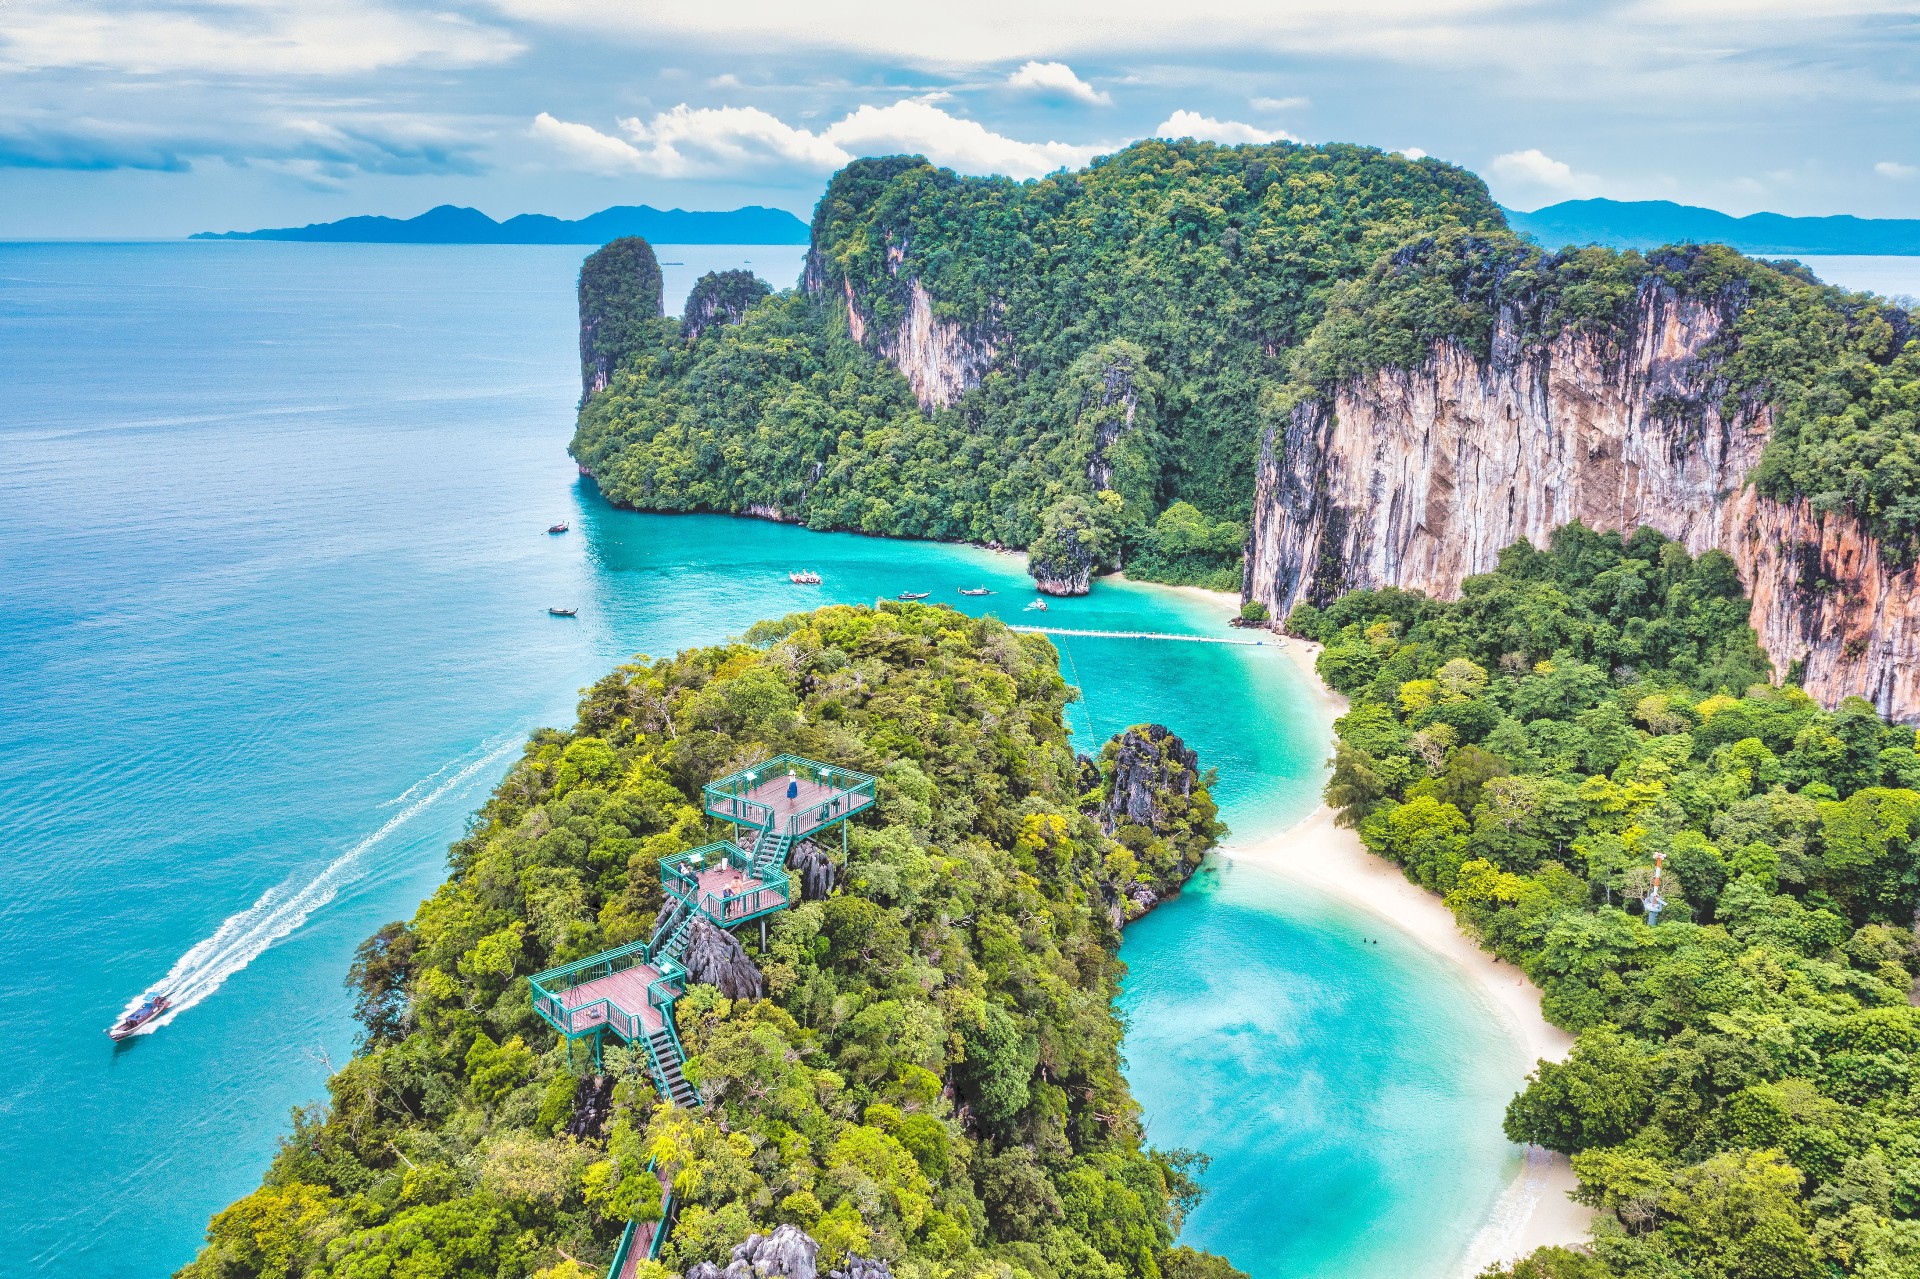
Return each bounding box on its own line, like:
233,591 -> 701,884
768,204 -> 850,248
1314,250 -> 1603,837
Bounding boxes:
192,203 -> 811,245
1505,198 -> 1920,255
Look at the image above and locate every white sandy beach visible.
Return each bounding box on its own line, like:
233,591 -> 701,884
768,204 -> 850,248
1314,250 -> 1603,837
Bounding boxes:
1151,584 -> 1598,1269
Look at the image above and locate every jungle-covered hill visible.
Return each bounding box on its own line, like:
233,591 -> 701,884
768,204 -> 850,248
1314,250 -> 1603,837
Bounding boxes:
1292,524 -> 1920,1279
178,603 -> 1230,1279
566,141 -> 1916,592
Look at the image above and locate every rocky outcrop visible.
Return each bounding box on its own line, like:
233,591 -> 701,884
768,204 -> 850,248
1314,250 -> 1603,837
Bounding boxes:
789,840 -> 836,901
689,1224 -> 819,1279
829,1259 -> 894,1279
1027,496 -> 1110,596
1092,724 -> 1212,928
563,1073 -> 614,1141
684,269 -> 771,342
681,917 -> 766,1000
1244,285 -> 1920,721
1100,724 -> 1199,836
578,237 -> 664,400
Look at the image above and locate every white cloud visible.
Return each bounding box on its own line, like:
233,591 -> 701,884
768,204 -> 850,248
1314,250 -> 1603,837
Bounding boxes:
1397,147 -> 1428,159
1251,95 -> 1310,111
1155,110 -> 1297,145
534,99 -> 1106,180
1875,160 -> 1918,180
1489,147 -> 1602,198
0,0 -> 522,76
1006,60 -> 1112,105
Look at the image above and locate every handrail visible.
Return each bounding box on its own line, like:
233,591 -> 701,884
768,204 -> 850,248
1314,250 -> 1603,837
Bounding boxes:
650,1187 -> 674,1260
605,1220 -> 636,1279
531,936 -> 651,988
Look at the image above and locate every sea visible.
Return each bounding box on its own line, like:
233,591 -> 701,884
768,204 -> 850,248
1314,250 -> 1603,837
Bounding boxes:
1,241 -> 1538,1278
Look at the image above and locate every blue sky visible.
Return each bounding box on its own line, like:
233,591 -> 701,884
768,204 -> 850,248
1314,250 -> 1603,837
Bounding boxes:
3,0 -> 1918,237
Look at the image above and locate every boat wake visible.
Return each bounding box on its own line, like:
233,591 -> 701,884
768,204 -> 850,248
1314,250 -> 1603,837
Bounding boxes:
114,737 -> 521,1037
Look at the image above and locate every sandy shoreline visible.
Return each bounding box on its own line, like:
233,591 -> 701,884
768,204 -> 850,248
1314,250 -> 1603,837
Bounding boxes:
1115,581 -> 1596,1268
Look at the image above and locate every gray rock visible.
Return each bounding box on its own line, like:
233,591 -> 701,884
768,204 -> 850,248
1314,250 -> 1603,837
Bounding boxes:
1100,724 -> 1198,836
829,1258 -> 894,1279
724,1224 -> 819,1279
562,1073 -> 614,1140
681,916 -> 767,1000
686,1265 -> 727,1279
789,839 -> 836,901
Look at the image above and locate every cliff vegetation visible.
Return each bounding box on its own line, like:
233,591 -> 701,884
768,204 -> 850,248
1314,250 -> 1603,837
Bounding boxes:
569,140 -> 1504,589
1290,523 -> 1920,1279
179,603 -> 1229,1279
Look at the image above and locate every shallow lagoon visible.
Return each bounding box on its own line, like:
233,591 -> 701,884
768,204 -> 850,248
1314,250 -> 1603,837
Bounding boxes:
0,243 -> 1519,1277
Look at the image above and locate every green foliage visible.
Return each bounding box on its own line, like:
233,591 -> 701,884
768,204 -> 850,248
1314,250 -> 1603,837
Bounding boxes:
578,237 -> 666,392
181,603 -> 1230,1279
572,139 -> 1505,564
1318,522 -> 1920,1279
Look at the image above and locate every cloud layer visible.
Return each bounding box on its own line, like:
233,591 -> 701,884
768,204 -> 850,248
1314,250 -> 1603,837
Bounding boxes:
535,99 -> 1110,180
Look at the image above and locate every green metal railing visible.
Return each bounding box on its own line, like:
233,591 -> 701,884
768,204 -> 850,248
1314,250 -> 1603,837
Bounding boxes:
659,840 -> 792,928
701,754 -> 877,840
530,939 -> 656,1040
603,1157 -> 676,1279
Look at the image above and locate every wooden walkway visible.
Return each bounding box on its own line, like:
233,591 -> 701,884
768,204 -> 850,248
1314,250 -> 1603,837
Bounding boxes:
1009,625 -> 1272,647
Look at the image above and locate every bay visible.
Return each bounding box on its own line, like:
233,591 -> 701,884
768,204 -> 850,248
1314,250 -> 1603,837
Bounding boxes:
0,242 -> 1519,1278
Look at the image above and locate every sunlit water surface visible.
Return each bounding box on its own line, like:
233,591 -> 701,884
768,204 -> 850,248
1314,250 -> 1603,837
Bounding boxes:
0,243 -> 1521,1278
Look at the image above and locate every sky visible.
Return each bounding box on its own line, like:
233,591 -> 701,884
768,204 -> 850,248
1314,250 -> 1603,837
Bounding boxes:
2,0 -> 1919,238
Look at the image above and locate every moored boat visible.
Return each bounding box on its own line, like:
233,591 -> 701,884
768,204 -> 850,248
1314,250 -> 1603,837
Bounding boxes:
548,522 -> 569,534
549,607 -> 578,617
897,591 -> 931,601
788,570 -> 822,584
1025,599 -> 1048,611
958,587 -> 994,596
108,992 -> 170,1041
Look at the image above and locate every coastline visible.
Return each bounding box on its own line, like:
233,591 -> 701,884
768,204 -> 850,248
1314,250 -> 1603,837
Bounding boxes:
1248,636 -> 1594,1271
1127,579 -> 1596,1270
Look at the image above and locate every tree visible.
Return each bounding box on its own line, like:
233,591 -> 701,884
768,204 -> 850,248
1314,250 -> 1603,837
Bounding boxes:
1505,1027 -> 1654,1153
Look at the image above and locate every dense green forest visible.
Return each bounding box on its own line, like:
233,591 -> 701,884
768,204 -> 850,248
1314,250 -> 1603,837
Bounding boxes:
571,139 -> 1504,588
1289,523 -> 1920,1279
179,603 -> 1231,1279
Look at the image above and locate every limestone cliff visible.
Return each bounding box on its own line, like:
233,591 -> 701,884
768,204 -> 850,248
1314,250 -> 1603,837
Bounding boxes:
1245,284 -> 1920,721
806,242 -> 998,412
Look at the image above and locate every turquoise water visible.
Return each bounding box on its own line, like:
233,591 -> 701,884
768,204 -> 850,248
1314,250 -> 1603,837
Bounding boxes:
0,243 -> 1518,1277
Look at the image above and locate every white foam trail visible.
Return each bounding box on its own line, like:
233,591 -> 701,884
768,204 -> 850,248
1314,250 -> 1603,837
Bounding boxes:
114,738 -> 520,1036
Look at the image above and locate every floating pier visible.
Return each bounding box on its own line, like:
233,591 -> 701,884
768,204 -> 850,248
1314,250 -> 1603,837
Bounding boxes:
1009,625 -> 1270,647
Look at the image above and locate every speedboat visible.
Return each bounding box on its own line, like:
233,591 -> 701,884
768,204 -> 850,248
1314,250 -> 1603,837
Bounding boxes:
958,587 -> 994,596
108,993 -> 170,1041
549,607 -> 578,617
548,522 -> 569,534
788,570 -> 822,584
1025,599 -> 1048,611
897,591 -> 931,601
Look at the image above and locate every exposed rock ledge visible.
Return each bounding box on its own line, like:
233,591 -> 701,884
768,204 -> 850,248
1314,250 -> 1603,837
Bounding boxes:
1245,284 -> 1920,722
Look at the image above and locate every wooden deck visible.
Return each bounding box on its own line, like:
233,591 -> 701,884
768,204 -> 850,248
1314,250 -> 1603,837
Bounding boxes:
736,773 -> 856,833
561,963 -> 665,1037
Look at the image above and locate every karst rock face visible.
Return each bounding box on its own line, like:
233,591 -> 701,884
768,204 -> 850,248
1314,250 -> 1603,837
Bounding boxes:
1100,724 -> 1199,836
684,269 -> 772,342
681,917 -> 766,1000
577,236 -> 664,400
562,1073 -> 614,1141
687,1224 -> 822,1279
788,839 -> 836,901
1244,283 -> 1920,722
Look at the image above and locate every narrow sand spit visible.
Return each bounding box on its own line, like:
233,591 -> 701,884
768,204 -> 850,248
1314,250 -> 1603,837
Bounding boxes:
1133,584 -> 1599,1268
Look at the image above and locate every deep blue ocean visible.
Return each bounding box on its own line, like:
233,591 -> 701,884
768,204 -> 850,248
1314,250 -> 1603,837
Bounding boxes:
0,243 -> 1523,1278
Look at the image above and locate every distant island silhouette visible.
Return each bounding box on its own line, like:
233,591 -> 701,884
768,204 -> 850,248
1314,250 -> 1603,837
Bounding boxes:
192,203 -> 810,245
1505,197 -> 1920,255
